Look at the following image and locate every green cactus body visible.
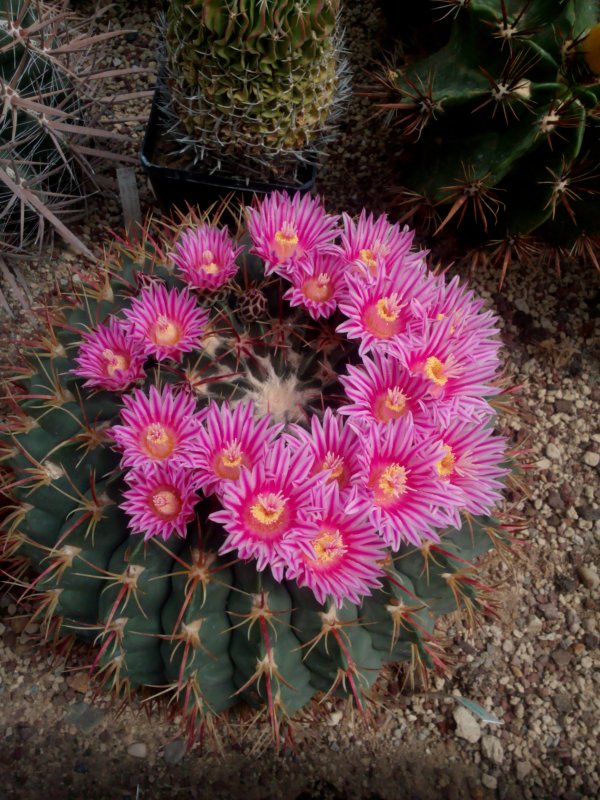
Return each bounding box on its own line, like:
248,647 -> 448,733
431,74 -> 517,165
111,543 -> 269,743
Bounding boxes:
0,215 -> 512,739
376,0 -> 600,269
164,0 -> 348,180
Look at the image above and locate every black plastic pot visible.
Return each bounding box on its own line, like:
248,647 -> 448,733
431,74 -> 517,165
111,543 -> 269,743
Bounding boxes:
140,87 -> 317,216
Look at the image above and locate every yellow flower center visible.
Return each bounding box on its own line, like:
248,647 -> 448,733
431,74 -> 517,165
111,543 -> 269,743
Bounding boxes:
376,294 -> 401,322
213,440 -> 247,480
369,462 -> 409,506
102,348 -> 129,376
150,488 -> 182,519
303,272 -> 333,303
359,248 -> 378,273
379,464 -> 408,497
363,293 -> 404,339
385,387 -> 407,413
273,221 -> 300,261
424,356 -> 448,386
359,241 -> 389,278
309,528 -> 346,567
373,387 -> 408,423
152,315 -> 181,347
250,491 -> 286,526
200,249 -> 219,275
142,423 -> 176,459
321,451 -> 345,483
436,444 -> 456,478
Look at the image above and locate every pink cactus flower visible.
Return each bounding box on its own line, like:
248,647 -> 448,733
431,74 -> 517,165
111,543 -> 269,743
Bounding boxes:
415,274 -> 502,363
426,419 -> 510,515
171,224 -> 243,291
391,315 -> 501,422
192,401 -> 283,496
354,419 -> 463,548
339,210 -> 416,282
336,263 -> 436,358
339,351 -> 432,431
246,191 -> 339,276
120,462 -> 200,540
285,483 -> 386,607
111,384 -> 205,469
123,282 -> 209,362
72,317 -> 146,392
209,440 -> 325,581
282,253 -> 348,319
284,408 -> 362,494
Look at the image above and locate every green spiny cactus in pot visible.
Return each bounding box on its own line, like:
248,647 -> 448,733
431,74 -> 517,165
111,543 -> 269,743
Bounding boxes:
0,0 -> 143,260
1,192 -> 519,743
369,0 -> 600,283
162,0 -> 350,181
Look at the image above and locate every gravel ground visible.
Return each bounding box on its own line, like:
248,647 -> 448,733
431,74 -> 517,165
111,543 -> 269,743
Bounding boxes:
0,2 -> 599,799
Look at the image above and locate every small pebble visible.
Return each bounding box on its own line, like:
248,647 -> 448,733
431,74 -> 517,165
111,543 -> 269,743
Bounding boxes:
453,707 -> 481,744
481,735 -> 504,765
482,774 -> 498,790
577,566 -> 600,590
546,443 -> 561,460
127,742 -> 147,759
163,739 -> 186,765
516,762 -> 532,781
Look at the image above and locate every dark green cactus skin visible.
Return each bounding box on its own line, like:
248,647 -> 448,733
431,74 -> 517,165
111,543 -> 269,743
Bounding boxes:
0,233 -> 510,733
164,0 -> 348,180
378,0 -> 600,251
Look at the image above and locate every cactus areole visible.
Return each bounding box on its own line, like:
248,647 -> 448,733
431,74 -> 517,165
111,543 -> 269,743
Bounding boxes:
0,194 -> 516,740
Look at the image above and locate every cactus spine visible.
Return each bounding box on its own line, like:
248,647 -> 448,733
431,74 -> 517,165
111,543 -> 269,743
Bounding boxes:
0,0 -> 142,260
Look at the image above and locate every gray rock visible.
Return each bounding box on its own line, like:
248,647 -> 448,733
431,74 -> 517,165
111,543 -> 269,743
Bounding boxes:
547,491 -> 565,511
576,506 -> 600,522
481,734 -> 504,765
583,451 -> 599,468
482,774 -> 498,790
545,443 -> 561,461
516,762 -> 532,781
552,692 -> 573,713
64,702 -> 105,734
539,603 -> 560,621
163,739 -> 186,765
551,648 -> 573,668
127,742 -> 147,759
527,615 -> 543,635
555,399 -> 574,414
577,565 -> 599,590
453,706 -> 481,743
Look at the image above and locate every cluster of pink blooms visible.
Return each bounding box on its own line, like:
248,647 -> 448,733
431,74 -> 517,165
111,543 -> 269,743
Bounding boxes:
73,192 -> 509,608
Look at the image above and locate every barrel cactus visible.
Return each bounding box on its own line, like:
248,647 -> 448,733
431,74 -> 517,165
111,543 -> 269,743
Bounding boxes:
0,192 -> 515,741
162,0 -> 349,181
371,0 -> 600,282
0,0 -> 139,260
